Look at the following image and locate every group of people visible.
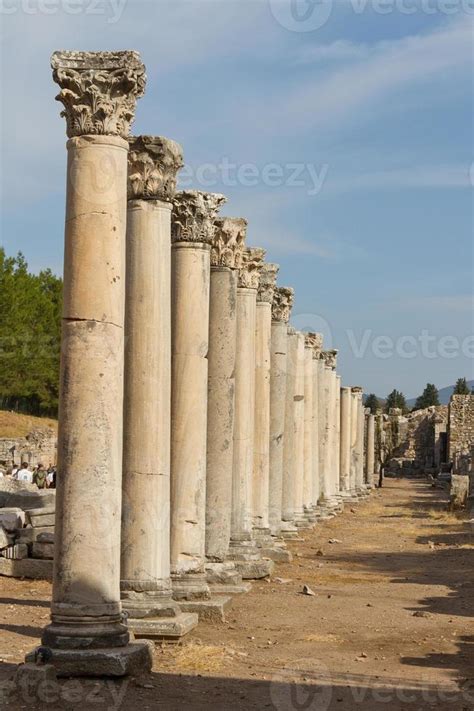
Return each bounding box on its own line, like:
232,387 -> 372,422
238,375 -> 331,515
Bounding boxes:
0,461 -> 56,489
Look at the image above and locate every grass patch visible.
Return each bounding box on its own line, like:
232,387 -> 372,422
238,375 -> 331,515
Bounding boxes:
0,411 -> 57,439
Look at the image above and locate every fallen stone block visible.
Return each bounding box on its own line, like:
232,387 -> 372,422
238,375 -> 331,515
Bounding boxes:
1,543 -> 29,560
36,531 -> 55,544
0,508 -> 26,532
0,525 -> 12,549
25,507 -> 55,528
450,474 -> 469,509
0,556 -> 53,580
31,541 -> 54,560
14,525 -> 55,544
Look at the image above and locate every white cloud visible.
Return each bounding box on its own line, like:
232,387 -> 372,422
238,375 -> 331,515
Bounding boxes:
326,163 -> 473,193
294,39 -> 370,64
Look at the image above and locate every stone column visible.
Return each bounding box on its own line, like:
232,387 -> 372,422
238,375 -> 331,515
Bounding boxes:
120,136 -> 197,640
366,411 -> 376,489
253,263 -> 279,535
303,336 -> 316,521
339,386 -> 353,498
335,374 -> 342,498
306,333 -> 323,514
350,387 -> 364,495
294,332 -> 310,528
170,190 -> 228,613
268,287 -> 294,535
228,248 -> 273,579
357,398 -> 367,494
205,217 -> 249,593
33,50 -> 151,676
317,358 -> 330,506
281,327 -> 299,537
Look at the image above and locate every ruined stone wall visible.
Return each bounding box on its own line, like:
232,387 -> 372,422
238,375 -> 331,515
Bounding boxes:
0,429 -> 57,467
382,406 -> 448,473
448,395 -> 474,467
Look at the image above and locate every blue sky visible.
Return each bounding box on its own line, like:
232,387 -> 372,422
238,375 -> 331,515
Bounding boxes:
0,0 -> 472,398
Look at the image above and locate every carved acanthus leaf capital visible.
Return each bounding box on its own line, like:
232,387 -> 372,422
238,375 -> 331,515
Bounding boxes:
351,386 -> 363,396
211,217 -> 247,268
51,50 -> 146,138
171,191 -> 226,245
128,135 -> 183,201
305,332 -> 324,358
272,286 -> 294,322
321,349 -> 338,369
257,263 -> 279,303
287,325 -> 297,336
238,247 -> 266,289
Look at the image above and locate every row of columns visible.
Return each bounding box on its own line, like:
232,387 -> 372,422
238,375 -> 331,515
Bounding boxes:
29,49 -> 375,678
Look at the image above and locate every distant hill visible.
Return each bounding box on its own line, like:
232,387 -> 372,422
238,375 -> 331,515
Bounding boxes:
406,381 -> 474,408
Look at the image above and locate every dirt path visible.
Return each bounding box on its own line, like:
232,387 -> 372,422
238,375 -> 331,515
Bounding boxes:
1,478 -> 473,710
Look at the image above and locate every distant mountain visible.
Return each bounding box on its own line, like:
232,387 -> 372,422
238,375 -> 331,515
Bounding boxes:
406,381 -> 474,407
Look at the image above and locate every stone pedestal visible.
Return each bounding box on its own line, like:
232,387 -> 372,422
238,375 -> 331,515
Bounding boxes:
120,136 -> 197,640
269,288 -> 294,535
228,248 -> 273,579
170,191 -> 232,617
205,217 -> 249,594
32,50 -> 152,677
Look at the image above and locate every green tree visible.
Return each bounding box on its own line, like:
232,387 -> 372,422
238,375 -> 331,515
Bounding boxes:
413,383 -> 440,411
385,389 -> 407,413
0,248 -> 62,416
365,393 -> 380,414
453,377 -> 470,395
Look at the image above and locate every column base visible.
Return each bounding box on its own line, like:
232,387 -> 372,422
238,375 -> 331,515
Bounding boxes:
25,641 -> 153,678
41,620 -> 129,650
128,612 -> 198,640
205,560 -> 251,593
172,572 -> 210,602
178,596 -> 232,622
279,520 -> 303,540
227,537 -> 275,578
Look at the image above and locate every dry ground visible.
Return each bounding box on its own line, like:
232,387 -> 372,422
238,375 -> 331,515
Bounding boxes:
0,478 -> 473,710
0,411 -> 57,439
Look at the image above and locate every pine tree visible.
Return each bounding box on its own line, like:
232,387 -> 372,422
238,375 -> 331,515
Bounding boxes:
365,393 -> 380,414
385,389 -> 407,413
413,383 -> 440,411
453,377 -> 470,395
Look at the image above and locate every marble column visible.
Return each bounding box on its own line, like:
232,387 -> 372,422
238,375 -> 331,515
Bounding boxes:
228,248 -> 273,579
170,191 -> 230,616
339,386 -> 353,498
205,216 -> 249,593
350,386 -> 364,495
317,357 -> 330,506
268,287 -> 294,535
253,263 -> 279,535
306,333 -> 323,514
335,374 -> 342,498
293,332 -> 310,528
33,50 -> 151,677
281,326 -> 299,537
120,136 -> 197,639
366,411 -> 375,489
303,336 -> 316,521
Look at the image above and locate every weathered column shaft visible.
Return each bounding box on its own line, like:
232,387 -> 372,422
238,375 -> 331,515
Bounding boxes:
282,328 -> 297,522
269,288 -> 294,533
366,413 -> 376,487
231,249 -> 265,542
318,361 -> 329,501
303,344 -> 314,511
339,387 -> 352,493
335,374 -> 342,494
253,263 -> 278,532
205,218 -> 245,562
170,191 -> 225,600
293,333 -> 306,518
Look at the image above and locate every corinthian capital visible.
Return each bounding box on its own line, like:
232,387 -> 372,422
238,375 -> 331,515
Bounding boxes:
257,263 -> 279,303
272,286 -> 294,322
321,349 -> 338,369
51,50 -> 146,139
171,191 -> 226,245
305,332 -> 324,358
128,135 -> 183,201
238,247 -> 266,289
211,217 -> 247,268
